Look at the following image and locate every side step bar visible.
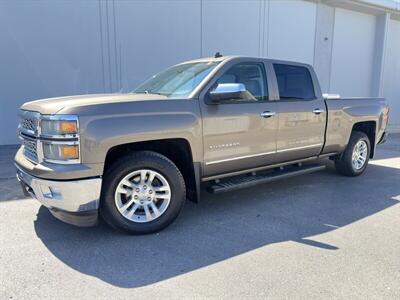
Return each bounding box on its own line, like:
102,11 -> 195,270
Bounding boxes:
207,164 -> 326,194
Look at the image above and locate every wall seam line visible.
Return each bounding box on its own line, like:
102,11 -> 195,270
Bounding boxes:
200,0 -> 203,57
98,1 -> 106,93
378,12 -> 390,97
313,2 -> 319,67
112,0 -> 120,91
105,1 -> 112,92
258,0 -> 262,56
266,0 -> 270,57
328,6 -> 336,93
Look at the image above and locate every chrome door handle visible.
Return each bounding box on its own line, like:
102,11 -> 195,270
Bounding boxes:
260,111 -> 276,118
312,108 -> 324,114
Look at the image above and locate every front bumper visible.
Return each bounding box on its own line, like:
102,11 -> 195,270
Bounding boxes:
16,165 -> 102,226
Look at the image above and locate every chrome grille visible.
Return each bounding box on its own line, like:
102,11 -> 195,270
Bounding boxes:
22,138 -> 38,163
21,118 -> 36,132
19,111 -> 41,163
19,110 -> 40,136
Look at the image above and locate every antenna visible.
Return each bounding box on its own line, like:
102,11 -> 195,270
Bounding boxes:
214,52 -> 223,58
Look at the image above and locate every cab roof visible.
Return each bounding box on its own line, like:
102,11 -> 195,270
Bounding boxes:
178,55 -> 310,67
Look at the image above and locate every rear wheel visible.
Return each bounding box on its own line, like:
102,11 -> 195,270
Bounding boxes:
335,131 -> 370,176
100,151 -> 186,234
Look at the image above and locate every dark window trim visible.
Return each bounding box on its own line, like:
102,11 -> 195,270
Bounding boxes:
273,63 -> 317,102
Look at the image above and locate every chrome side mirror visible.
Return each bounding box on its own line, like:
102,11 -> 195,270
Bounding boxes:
209,83 -> 246,103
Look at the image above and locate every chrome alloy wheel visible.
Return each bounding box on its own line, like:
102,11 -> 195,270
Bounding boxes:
114,169 -> 171,223
352,140 -> 368,170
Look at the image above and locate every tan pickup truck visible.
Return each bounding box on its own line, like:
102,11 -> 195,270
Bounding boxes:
15,55 -> 389,234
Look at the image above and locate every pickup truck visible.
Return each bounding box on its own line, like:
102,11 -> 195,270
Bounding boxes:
15,55 -> 389,234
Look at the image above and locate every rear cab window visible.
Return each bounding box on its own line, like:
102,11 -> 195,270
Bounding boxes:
273,64 -> 315,100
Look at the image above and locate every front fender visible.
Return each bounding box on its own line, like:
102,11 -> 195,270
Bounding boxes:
76,99 -> 203,168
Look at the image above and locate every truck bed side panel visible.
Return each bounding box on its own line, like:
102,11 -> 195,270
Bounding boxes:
323,98 -> 387,154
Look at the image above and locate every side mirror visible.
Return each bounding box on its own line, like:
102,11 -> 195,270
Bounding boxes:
209,83 -> 246,103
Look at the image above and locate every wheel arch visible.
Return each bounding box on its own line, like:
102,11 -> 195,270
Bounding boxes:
351,121 -> 376,158
103,138 -> 201,203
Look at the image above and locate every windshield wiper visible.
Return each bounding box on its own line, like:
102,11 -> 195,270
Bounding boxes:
134,90 -> 168,96
134,90 -> 149,94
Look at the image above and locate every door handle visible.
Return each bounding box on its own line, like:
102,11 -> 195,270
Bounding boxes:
260,111 -> 276,118
312,108 -> 324,114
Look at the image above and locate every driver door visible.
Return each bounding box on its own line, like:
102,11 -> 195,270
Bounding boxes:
200,61 -> 279,178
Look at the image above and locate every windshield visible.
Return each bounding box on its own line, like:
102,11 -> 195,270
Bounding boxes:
134,61 -> 219,98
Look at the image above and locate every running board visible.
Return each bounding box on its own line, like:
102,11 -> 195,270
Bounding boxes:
207,164 -> 326,194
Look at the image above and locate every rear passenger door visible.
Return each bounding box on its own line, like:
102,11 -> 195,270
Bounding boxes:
272,63 -> 326,162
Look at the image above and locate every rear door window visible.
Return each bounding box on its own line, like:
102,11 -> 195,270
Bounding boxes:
273,64 -> 315,100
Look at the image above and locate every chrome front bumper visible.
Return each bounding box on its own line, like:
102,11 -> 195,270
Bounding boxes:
16,165 -> 102,226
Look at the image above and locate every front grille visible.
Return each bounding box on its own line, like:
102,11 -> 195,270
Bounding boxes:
19,111 -> 41,163
20,117 -> 38,134
22,138 -> 38,163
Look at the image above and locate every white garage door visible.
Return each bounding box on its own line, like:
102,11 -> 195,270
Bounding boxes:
0,1 -> 104,145
115,0 -> 201,92
330,8 -> 376,97
201,0 -> 261,57
267,0 -> 317,65
383,19 -> 400,130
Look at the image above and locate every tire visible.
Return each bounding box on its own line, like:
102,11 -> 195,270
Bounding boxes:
335,131 -> 371,177
100,151 -> 186,234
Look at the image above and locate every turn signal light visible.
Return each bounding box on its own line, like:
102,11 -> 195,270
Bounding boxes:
60,121 -> 78,134
61,145 -> 79,158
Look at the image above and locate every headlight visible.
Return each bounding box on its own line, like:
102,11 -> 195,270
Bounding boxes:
42,143 -> 79,162
41,115 -> 78,137
39,115 -> 80,164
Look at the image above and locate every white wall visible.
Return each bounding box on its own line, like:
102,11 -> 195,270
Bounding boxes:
267,0 -> 317,65
0,0 -> 399,145
202,0 -> 261,57
115,0 -> 201,92
329,8 -> 377,97
0,0 -> 103,145
383,18 -> 400,129
313,3 -> 335,93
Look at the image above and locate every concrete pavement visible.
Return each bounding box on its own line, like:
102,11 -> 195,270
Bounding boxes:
0,136 -> 399,299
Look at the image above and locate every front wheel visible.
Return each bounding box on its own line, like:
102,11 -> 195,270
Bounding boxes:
100,151 -> 186,234
335,131 -> 370,177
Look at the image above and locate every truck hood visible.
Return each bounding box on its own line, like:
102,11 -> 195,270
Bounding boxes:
20,93 -> 167,115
